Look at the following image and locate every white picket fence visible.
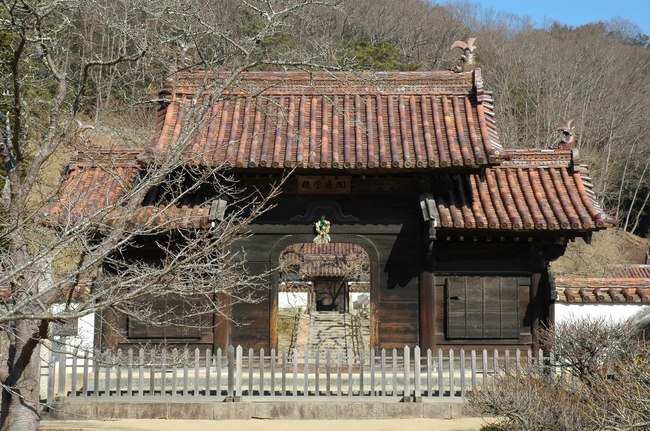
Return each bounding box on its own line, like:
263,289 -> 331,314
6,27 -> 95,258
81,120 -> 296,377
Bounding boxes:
43,346 -> 550,403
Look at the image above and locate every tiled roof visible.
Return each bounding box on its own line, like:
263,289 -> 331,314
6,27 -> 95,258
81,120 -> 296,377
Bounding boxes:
46,148 -> 141,227
46,148 -> 209,229
49,147 -> 615,233
280,243 -> 369,278
555,277 -> 650,303
150,70 -> 503,169
431,149 -> 616,231
607,264 -> 650,279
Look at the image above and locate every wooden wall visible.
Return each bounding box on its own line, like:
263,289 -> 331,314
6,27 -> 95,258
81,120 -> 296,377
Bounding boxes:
98,174 -> 555,352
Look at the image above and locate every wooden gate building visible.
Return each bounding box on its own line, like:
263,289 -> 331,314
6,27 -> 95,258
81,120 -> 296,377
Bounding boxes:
50,69 -> 616,353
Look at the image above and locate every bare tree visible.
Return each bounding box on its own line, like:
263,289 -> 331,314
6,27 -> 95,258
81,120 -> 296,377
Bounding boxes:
469,319 -> 650,431
0,0 -> 342,429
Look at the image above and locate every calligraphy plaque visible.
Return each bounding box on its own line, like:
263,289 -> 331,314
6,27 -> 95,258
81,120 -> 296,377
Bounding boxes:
296,175 -> 351,194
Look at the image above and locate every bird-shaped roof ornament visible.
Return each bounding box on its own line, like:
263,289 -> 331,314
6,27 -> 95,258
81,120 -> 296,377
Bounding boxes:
450,37 -> 476,72
552,118 -> 576,149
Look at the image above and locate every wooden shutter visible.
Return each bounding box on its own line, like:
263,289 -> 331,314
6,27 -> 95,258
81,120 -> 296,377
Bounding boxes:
446,276 -> 519,340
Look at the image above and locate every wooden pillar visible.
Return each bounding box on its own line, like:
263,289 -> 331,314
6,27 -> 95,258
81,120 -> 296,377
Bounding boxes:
530,272 -> 542,353
418,255 -> 435,350
369,259 -> 380,350
214,292 -> 231,350
419,216 -> 436,351
269,268 -> 279,350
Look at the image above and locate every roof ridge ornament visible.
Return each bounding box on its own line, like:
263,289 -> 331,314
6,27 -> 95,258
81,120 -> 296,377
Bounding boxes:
450,37 -> 476,72
552,118 -> 576,149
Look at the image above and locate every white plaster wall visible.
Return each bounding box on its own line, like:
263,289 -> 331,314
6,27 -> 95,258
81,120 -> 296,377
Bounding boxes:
555,303 -> 647,325
51,303 -> 95,353
350,293 -> 370,310
279,292 -> 309,309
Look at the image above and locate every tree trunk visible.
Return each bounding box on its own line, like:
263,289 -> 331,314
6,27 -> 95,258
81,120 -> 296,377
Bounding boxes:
1,320 -> 48,431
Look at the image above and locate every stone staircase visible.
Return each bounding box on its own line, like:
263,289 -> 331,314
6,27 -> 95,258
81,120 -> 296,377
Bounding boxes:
306,311 -> 350,352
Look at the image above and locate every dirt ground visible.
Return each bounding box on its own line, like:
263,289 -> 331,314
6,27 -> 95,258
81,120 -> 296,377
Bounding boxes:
42,418 -> 488,431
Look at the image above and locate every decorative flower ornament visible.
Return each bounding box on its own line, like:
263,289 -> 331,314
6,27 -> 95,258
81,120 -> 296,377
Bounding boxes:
313,215 -> 331,244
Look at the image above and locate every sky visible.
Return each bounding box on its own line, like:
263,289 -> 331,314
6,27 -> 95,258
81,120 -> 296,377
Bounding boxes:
462,0 -> 650,36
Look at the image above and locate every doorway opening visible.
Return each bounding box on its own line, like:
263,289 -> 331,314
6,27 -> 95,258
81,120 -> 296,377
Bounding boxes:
277,243 -> 370,356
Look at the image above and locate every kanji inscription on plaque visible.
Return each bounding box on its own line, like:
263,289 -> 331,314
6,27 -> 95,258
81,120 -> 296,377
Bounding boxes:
297,176 -> 351,194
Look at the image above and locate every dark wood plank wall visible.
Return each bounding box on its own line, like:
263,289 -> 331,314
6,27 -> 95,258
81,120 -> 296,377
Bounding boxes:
98,174 -> 556,352
375,224 -> 421,349
98,309 -> 216,352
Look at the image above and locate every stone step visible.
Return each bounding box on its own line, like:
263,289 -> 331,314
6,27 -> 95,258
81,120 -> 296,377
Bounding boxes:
306,312 -> 351,353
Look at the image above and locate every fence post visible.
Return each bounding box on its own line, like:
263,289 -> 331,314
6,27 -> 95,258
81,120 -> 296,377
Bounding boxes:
82,351 -> 89,398
71,351 -> 78,398
449,349 -> 455,397
260,348 -> 265,396
471,350 -> 477,391
248,348 -> 254,396
482,349 -> 488,387
216,348 -> 222,397
104,351 -> 111,397
47,352 -> 55,403
204,348 -> 211,397
426,349 -> 432,398
315,349 -> 320,396
437,349 -> 443,397
347,348 -> 353,397
304,347 -> 310,396
161,350 -> 167,397
138,349 -> 144,397
115,349 -> 123,398
149,349 -> 155,397
326,350 -> 332,397
227,346 -> 234,398
182,349 -> 189,396
403,346 -> 411,399
171,348 -> 178,396
460,349 -> 466,398
414,346 -> 421,398
281,349 -> 287,396
392,349 -> 398,397
235,346 -> 243,397
336,350 -> 342,396
292,348 -> 298,397
270,348 -> 276,397
57,349 -> 66,397
370,349 -> 376,397
93,349 -> 101,397
127,349 -> 134,396
359,350 -> 365,397
193,348 -> 200,396
380,349 -> 386,396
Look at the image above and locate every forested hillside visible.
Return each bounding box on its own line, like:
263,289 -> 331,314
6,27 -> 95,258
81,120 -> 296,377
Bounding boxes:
2,0 -> 649,237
